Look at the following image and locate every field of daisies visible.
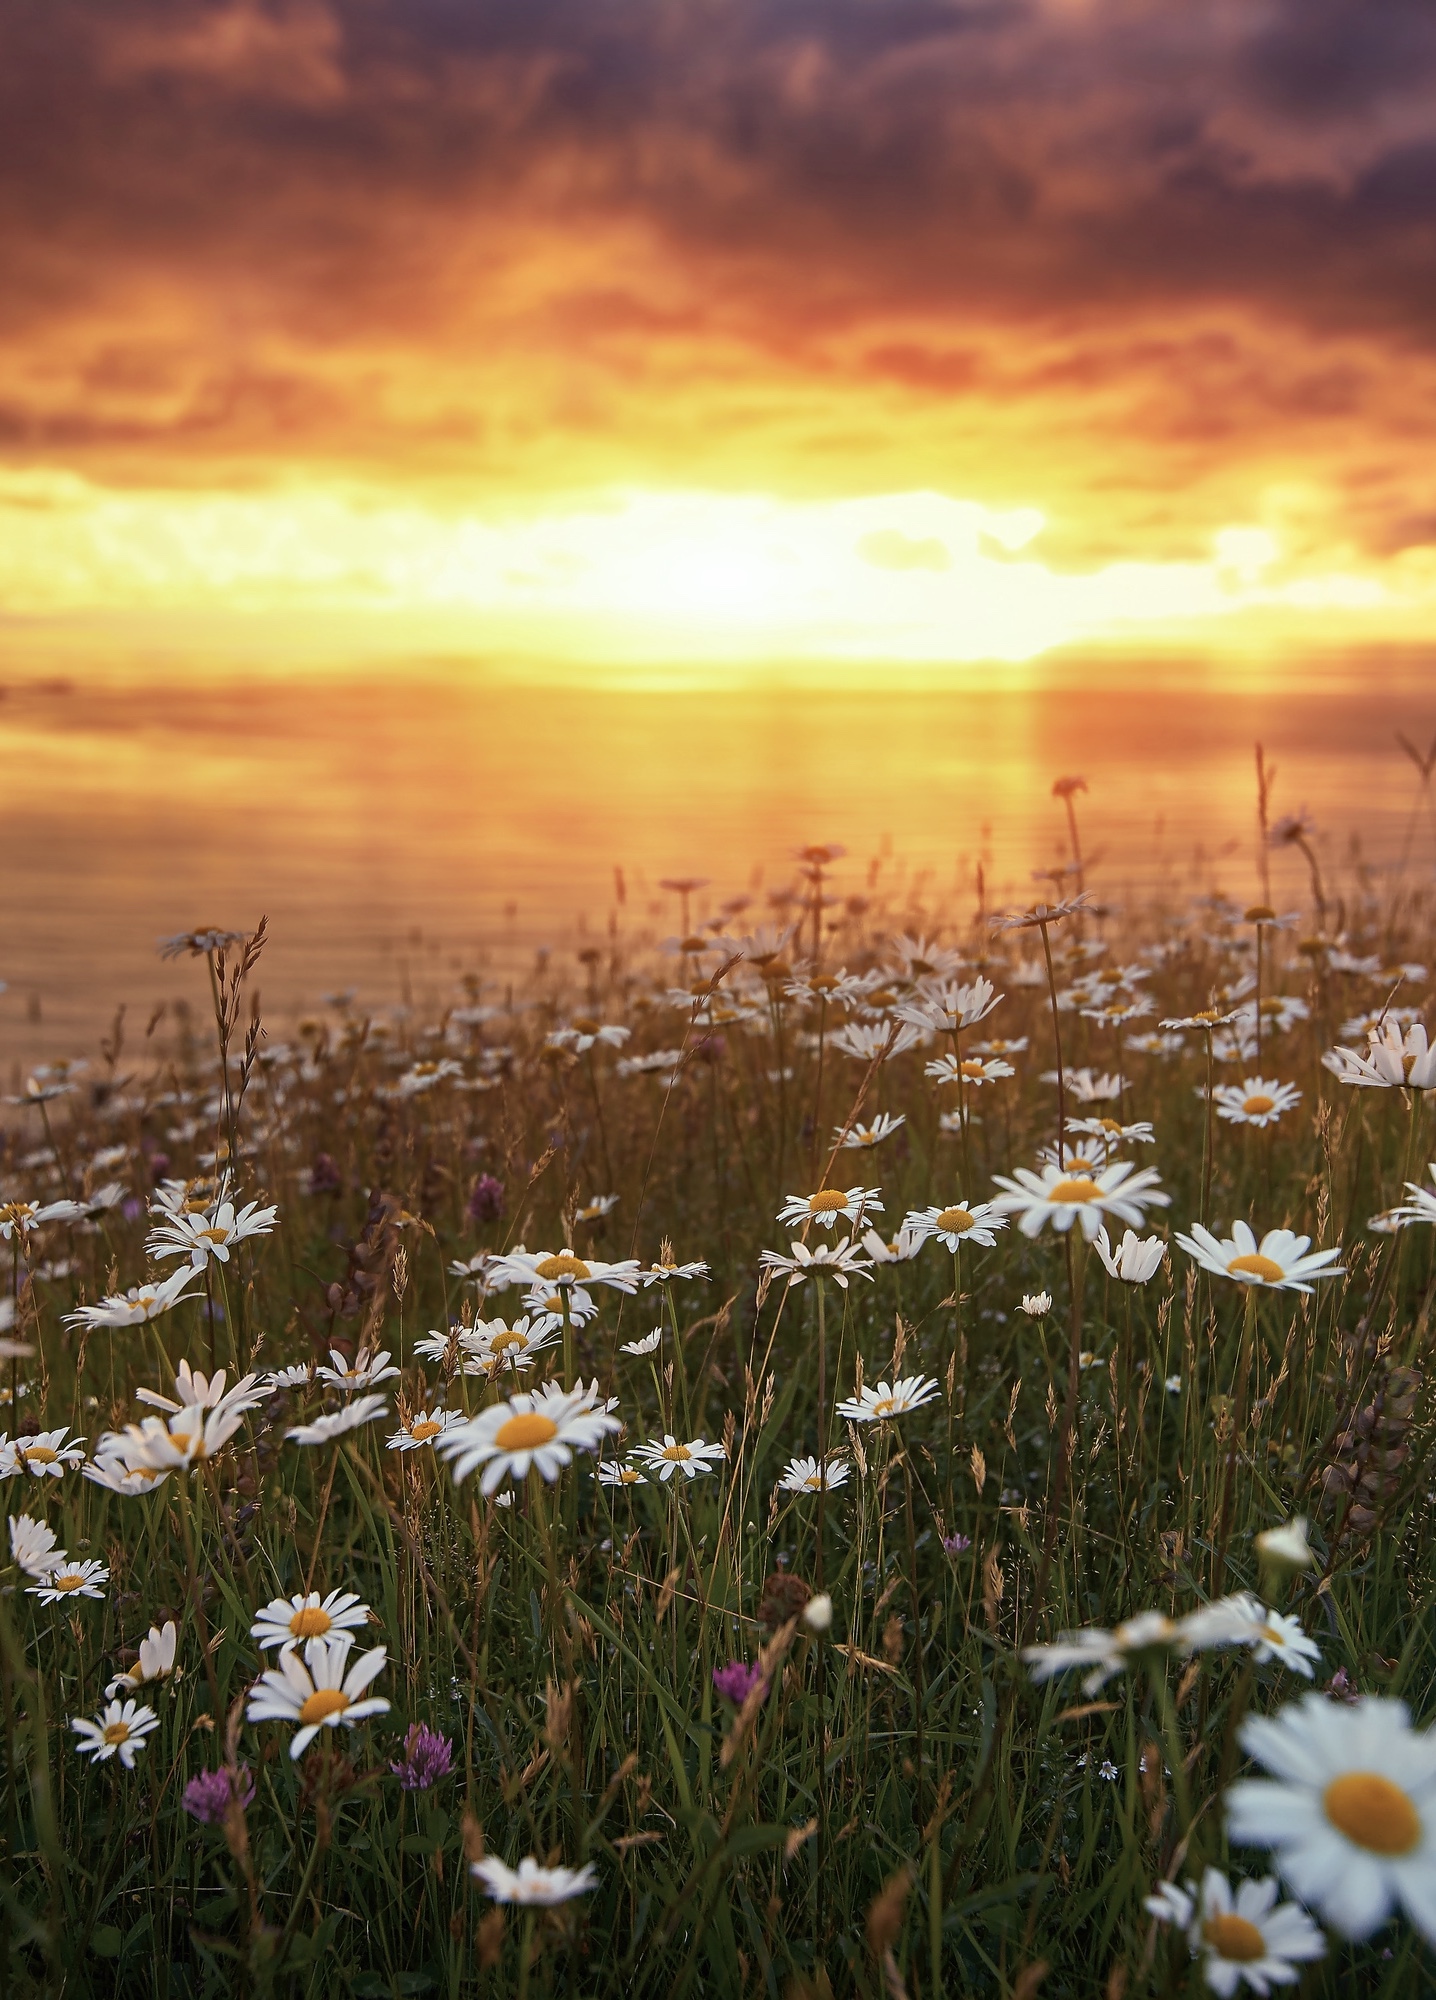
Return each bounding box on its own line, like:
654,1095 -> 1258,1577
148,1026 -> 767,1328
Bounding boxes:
2,818 -> 1435,1998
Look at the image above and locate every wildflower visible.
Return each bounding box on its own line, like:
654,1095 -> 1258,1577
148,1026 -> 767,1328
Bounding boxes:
4,1427 -> 86,1477
758,1237 -> 873,1289
1180,1596 -> 1322,1677
926,1052 -> 1014,1088
630,1435 -> 727,1482
1018,1292 -> 1052,1316
1227,1694 -> 1436,1944
1069,1114 -> 1157,1147
471,1856 -> 599,1905
135,1362 -> 268,1424
464,1317 -> 560,1374
147,1196 -> 279,1268
158,928 -> 245,959
9,1512 -> 62,1577
252,1588 -> 372,1652
286,1395 -> 390,1447
1092,1226 -> 1167,1284
390,1723 -> 455,1790
1145,1868 -> 1324,1995
71,1699 -> 160,1768
896,975 -> 1002,1034
942,1533 -> 972,1556
1211,1078 -> 1302,1128
991,1160 -> 1169,1240
183,1765 -> 256,1825
1022,1611 -> 1181,1695
803,1592 -> 834,1633
597,1460 -> 646,1487
620,1330 -> 661,1357
1043,1067 -> 1124,1104
547,1020 -> 630,1054
81,1454 -> 170,1497
836,1376 -> 940,1424
467,1174 -> 505,1223
437,1384 -> 620,1494
0,1199 -> 85,1240
1323,1019 -> 1436,1090
1175,1222 -> 1343,1295
776,1186 -> 883,1231
829,1021 -> 923,1063
777,1456 -> 850,1494
107,1621 -> 179,1696
30,1557 -> 109,1603
836,1113 -> 907,1149
641,1256 -> 710,1286
486,1248 -> 641,1294
316,1347 -> 401,1393
904,1200 -> 1006,1252
1256,1518 -> 1316,1573
1392,1165 -> 1436,1227
860,1225 -> 925,1264
101,1402 -> 249,1472
264,1362 -> 313,1390
391,1058 -> 464,1097
246,1634 -> 390,1760
387,1408 -> 464,1451
713,1660 -> 767,1704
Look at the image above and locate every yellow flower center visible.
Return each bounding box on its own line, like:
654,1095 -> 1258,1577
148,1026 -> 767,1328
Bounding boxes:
102,1721 -> 132,1747
289,1606 -> 333,1638
489,1330 -> 524,1352
409,1420 -> 442,1442
1227,1253 -> 1286,1283
808,1190 -> 850,1213
960,1059 -> 985,1078
1049,1178 -> 1102,1204
1242,1095 -> 1276,1116
21,1445 -> 57,1464
660,1443 -> 692,1461
572,1016 -> 599,1034
534,1254 -> 589,1282
679,936 -> 707,954
803,1472 -> 823,1489
872,1397 -> 898,1416
53,1573 -> 85,1591
495,1413 -> 560,1451
1202,1914 -> 1267,1962
1194,1008 -> 1225,1024
198,1227 -> 231,1243
615,1467 -> 640,1483
1245,904 -> 1276,923
298,1687 -> 351,1727
936,1207 -> 974,1233
1323,1772 -> 1422,1855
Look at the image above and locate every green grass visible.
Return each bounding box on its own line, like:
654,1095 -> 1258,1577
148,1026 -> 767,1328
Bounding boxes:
1,857 -> 1434,1998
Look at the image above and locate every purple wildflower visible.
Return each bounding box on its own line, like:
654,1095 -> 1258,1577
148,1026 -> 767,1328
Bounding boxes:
467,1174 -> 505,1224
182,1765 -> 255,1826
390,1722 -> 455,1791
308,1151 -> 342,1196
942,1534 -> 972,1557
712,1660 -> 766,1705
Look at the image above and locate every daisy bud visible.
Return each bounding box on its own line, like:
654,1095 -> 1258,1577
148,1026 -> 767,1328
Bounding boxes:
803,1593 -> 833,1634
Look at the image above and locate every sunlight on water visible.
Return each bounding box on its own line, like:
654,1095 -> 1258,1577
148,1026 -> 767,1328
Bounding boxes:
1,650 -> 1432,1069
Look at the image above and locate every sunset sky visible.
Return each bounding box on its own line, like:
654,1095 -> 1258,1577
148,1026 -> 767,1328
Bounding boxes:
4,0 -> 1436,666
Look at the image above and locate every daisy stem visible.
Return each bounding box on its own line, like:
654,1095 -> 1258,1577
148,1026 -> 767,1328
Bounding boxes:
304,1445 -> 341,1595
1254,922 -> 1264,1073
1148,1664 -> 1192,1840
815,1280 -> 827,1595
1038,920 -> 1066,1163
1212,1287 -> 1258,1598
1201,1031 -> 1216,1228
903,1448 -> 926,1829
516,1909 -> 537,2000
175,1475 -> 223,1721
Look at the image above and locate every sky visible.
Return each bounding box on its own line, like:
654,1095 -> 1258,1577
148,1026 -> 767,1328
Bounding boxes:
3,0 -> 1436,666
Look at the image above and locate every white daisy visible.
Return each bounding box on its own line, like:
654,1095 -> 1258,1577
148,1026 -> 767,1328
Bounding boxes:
1022,1610 -> 1181,1695
903,1200 -> 1007,1252
860,1226 -> 926,1265
1174,1222 -> 1343,1295
471,1856 -> 598,1905
1211,1078 -> 1302,1128
8,1512 -> 62,1578
486,1248 -> 641,1295
895,975 -> 1001,1034
629,1435 -> 727,1482
836,1113 -> 907,1150
245,1634 -> 390,1760
640,1257 -> 710,1286
1145,1867 -> 1324,1995
133,1362 -> 267,1422
436,1385 -> 620,1495
1227,1694 -> 1436,1943
1179,1595 -> 1322,1677
835,1375 -> 940,1424
5,1427 -> 86,1478
758,1237 -> 873,1289
387,1409 -> 464,1451
29,1556 -> 109,1604
620,1330 -> 662,1357
574,1193 -> 620,1223
106,1621 -> 179,1697
1323,1020 -> 1436,1090
1017,1292 -> 1052,1316
776,1456 -> 850,1494
71,1698 -> 160,1769
1255,1519 -> 1315,1573
264,1362 -> 313,1390
147,1195 -> 279,1268
100,1403 -> 249,1473
776,1187 -> 883,1231
926,1052 -> 1015,1089
286,1394 -> 390,1447
596,1460 -> 647,1487
64,1267 -> 202,1329
1092,1226 -> 1167,1285
992,1159 -> 1170,1241
1393,1164 -> 1436,1228
315,1347 -> 401,1393
251,1588 -> 372,1652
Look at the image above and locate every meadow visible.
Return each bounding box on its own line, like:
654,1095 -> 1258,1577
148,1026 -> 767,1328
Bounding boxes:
2,792 -> 1434,1999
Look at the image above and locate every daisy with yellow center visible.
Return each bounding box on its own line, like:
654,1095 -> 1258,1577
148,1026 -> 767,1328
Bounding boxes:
836,1375 -> 940,1425
1228,1693 -> 1436,1944
903,1199 -> 1006,1253
71,1698 -> 160,1769
991,1160 -> 1170,1241
6,1426 -> 85,1477
386,1408 -> 464,1452
1145,1868 -> 1324,1994
1211,1077 -> 1302,1129
245,1634 -> 390,1760
776,1186 -> 883,1231
486,1248 -> 642,1295
629,1435 -> 727,1482
28,1558 -> 109,1604
251,1588 -> 372,1653
1175,1222 -> 1343,1295
436,1383 -> 620,1495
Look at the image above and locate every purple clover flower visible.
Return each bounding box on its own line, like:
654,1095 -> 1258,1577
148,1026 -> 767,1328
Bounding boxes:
942,1533 -> 972,1557
182,1765 -> 255,1826
467,1174 -> 505,1224
390,1723 -> 455,1791
712,1661 -> 766,1705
